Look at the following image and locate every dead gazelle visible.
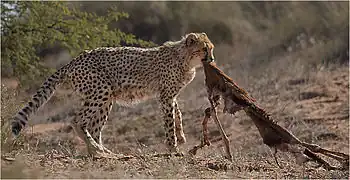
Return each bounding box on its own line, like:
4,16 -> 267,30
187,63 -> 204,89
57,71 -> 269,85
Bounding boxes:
189,61 -> 349,170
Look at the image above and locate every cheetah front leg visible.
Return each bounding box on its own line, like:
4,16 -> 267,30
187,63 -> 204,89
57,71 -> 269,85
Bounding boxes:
159,94 -> 178,153
174,100 -> 186,145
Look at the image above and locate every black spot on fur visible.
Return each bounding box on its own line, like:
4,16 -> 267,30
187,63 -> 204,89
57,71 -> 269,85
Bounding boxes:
19,119 -> 26,126
18,111 -> 25,117
28,101 -> 34,107
33,98 -> 39,103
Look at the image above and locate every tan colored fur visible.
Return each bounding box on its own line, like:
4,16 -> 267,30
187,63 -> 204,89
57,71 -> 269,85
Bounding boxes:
12,32 -> 215,158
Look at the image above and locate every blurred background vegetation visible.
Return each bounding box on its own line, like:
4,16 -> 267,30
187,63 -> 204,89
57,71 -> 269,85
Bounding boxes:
1,1 -> 348,91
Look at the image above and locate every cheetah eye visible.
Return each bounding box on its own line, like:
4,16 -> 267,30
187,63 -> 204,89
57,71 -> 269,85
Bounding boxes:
203,43 -> 210,53
202,43 -> 208,51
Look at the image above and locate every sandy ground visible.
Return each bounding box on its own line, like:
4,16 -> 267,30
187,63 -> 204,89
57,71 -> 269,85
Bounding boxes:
1,64 -> 349,179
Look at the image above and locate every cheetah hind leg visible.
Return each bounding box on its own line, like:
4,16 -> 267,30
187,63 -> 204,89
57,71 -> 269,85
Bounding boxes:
70,99 -> 113,159
97,133 -> 134,160
86,129 -> 134,160
89,102 -> 134,160
85,130 -> 115,159
87,129 -> 133,160
74,125 -> 109,158
101,146 -> 134,160
72,123 -> 122,159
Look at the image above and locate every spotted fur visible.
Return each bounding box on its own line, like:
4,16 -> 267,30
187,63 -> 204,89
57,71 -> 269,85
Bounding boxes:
11,32 -> 215,156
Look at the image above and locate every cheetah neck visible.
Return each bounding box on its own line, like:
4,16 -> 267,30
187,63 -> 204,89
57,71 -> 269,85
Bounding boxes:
161,40 -> 201,72
176,44 -> 201,71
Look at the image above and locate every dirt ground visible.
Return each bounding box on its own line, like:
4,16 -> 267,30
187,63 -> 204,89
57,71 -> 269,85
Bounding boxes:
1,62 -> 349,179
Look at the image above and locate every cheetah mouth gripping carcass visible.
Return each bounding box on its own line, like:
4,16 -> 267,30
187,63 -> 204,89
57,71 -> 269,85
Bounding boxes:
189,60 -> 349,171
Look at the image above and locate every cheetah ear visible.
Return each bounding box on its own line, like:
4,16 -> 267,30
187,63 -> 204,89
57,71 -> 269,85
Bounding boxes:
185,33 -> 198,47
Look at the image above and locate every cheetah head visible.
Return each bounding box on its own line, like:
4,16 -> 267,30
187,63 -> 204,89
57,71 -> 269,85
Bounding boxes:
184,32 -> 215,68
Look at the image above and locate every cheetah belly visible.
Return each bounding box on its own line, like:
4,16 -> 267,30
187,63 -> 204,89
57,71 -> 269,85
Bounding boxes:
112,86 -> 155,107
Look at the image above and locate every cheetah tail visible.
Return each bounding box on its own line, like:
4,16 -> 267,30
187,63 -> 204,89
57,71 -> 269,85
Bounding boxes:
11,67 -> 68,137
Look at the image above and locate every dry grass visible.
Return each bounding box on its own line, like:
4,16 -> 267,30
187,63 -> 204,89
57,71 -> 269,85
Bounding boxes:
1,58 -> 349,178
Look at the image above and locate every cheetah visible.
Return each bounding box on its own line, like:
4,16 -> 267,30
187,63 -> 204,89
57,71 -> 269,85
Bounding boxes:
11,32 -> 215,158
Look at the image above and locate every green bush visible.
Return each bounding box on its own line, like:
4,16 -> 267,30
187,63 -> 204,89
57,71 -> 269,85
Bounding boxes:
1,1 -> 154,88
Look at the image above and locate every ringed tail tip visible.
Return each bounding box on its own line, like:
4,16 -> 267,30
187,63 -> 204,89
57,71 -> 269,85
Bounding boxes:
11,120 -> 23,137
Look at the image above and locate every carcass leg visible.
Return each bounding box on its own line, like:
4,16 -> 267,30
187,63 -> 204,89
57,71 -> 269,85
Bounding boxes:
208,97 -> 233,161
